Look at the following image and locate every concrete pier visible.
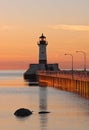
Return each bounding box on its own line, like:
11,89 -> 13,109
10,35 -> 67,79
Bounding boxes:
38,71 -> 89,99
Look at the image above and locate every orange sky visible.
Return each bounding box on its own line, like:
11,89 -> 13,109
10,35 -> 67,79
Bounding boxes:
0,0 -> 89,70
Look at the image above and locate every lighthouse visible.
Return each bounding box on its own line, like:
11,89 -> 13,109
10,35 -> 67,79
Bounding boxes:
24,33 -> 59,83
38,33 -> 48,64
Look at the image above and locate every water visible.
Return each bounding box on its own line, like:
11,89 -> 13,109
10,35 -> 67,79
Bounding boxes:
0,70 -> 89,130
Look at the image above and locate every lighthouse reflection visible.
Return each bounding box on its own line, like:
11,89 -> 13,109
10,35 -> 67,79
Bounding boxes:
39,87 -> 48,130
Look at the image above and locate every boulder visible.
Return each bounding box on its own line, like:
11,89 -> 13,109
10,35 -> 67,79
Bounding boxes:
14,108 -> 33,117
38,111 -> 50,114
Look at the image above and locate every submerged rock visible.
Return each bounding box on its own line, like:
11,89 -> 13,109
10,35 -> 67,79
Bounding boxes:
38,111 -> 50,114
14,108 -> 33,117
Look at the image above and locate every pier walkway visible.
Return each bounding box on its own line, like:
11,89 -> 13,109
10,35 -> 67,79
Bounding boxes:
38,70 -> 89,99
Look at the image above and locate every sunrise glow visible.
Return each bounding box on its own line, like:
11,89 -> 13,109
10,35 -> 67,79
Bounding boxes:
0,0 -> 89,70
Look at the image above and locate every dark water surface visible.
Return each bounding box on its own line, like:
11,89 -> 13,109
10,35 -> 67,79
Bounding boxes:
0,70 -> 89,130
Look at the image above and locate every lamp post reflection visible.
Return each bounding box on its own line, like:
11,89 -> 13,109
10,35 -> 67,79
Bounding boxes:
65,53 -> 74,79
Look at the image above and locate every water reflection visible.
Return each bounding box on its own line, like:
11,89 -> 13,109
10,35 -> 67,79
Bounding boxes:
39,87 -> 48,130
0,70 -> 25,87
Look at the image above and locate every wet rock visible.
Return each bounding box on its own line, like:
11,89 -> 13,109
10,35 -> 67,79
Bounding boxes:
38,111 -> 50,114
14,108 -> 33,117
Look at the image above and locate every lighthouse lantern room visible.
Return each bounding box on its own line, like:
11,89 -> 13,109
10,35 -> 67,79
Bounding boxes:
38,33 -> 48,64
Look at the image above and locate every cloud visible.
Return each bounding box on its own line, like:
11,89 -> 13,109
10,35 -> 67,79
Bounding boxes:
0,25 -> 14,31
49,24 -> 89,31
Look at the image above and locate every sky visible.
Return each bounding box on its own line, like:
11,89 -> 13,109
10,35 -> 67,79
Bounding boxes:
0,0 -> 89,70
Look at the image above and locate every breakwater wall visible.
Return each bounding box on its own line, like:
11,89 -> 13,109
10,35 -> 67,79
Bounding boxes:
38,71 -> 89,99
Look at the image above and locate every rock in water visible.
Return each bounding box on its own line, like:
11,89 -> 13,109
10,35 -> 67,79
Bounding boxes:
38,111 -> 50,114
14,108 -> 33,117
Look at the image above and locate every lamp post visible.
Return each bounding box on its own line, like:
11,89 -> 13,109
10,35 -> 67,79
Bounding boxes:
76,51 -> 86,72
65,53 -> 74,79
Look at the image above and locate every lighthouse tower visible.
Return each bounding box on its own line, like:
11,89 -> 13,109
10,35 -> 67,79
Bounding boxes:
38,34 -> 48,64
24,33 -> 59,82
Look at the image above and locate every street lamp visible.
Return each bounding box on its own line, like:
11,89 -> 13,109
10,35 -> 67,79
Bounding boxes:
65,53 -> 74,79
76,51 -> 86,72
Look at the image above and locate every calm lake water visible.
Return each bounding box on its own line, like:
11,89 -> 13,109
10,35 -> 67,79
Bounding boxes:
0,70 -> 89,130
